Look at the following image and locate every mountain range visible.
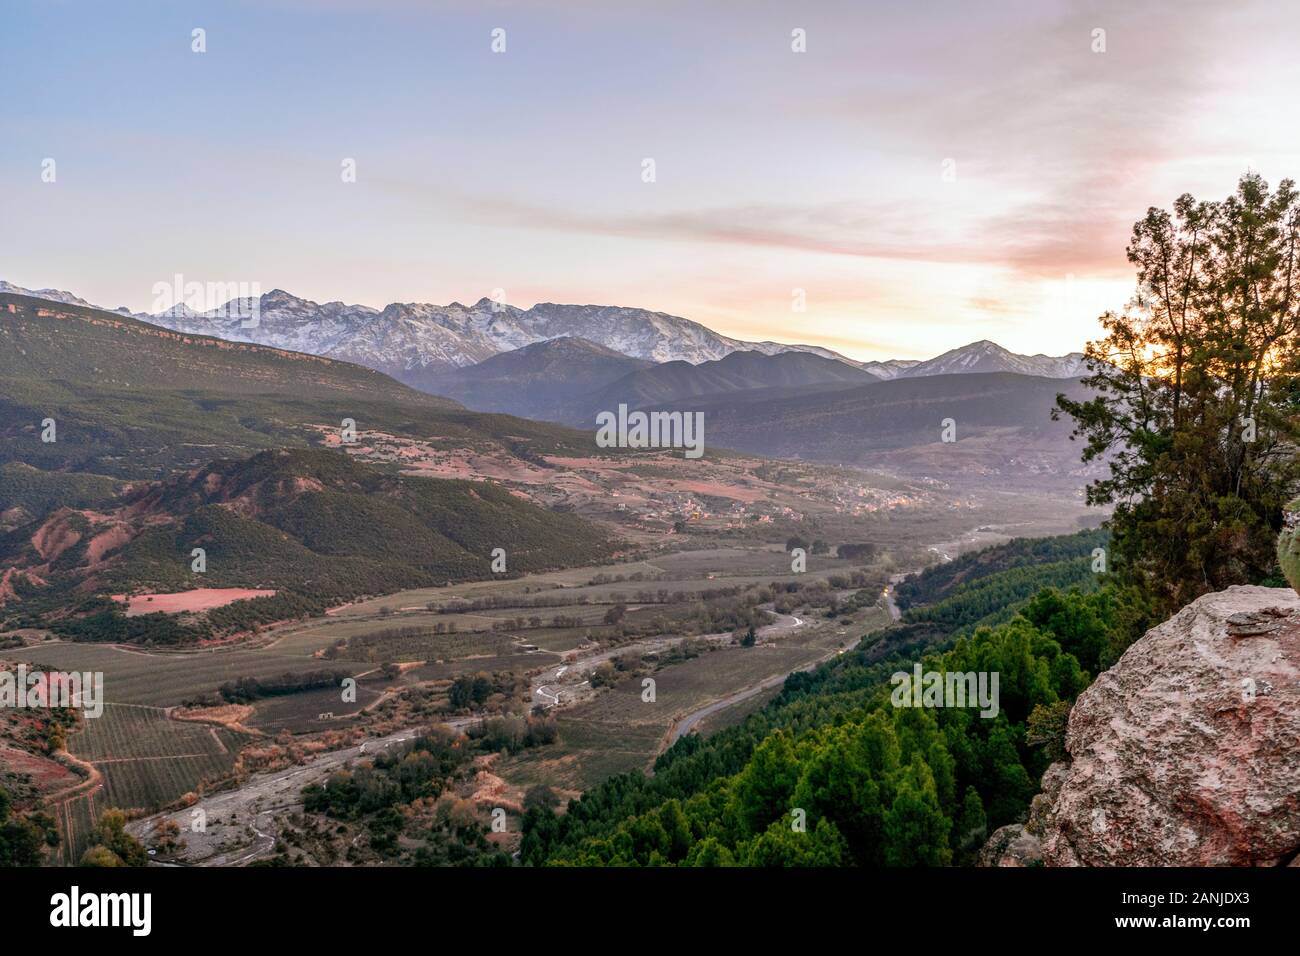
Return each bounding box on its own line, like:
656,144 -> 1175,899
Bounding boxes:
2,281 -> 1098,488
0,292 -> 589,483
1,281 -> 1088,399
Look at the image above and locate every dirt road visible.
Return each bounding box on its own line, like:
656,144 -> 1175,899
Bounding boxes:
126,724 -> 468,865
527,604 -> 806,711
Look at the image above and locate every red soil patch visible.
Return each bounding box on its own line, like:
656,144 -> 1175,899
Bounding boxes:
84,523 -> 132,565
30,514 -> 83,562
0,746 -> 80,795
110,587 -> 276,615
0,567 -> 45,605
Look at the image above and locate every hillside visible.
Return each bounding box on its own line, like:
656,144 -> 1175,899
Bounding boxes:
518,531 -> 1114,866
579,350 -> 878,422
688,371 -> 1099,485
428,337 -> 654,420
0,293 -> 606,481
0,448 -> 615,643
0,293 -> 449,404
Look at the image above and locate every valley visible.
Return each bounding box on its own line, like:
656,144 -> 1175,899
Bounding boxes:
0,287 -> 1100,867
4,0 -> 1296,907
6,489 -> 1086,865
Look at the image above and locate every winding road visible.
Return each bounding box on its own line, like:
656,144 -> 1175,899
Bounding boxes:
128,592 -> 893,864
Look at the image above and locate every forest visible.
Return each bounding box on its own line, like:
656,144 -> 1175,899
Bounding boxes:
519,536 -> 1121,866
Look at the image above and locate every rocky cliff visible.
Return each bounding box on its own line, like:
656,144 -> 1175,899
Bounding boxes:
983,585 -> 1300,867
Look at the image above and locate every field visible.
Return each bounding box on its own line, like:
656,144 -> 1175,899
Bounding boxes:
50,790 -> 99,865
6,482 -> 1093,866
71,704 -> 247,811
244,680 -> 388,734
8,642 -> 355,707
112,588 -> 277,616
497,608 -> 889,791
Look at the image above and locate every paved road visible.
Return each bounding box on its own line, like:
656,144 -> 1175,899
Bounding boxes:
667,670 -> 793,746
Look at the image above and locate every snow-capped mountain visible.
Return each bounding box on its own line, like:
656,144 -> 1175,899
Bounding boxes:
135,288 -> 856,372
858,358 -> 923,380
0,280 -> 109,312
1,280 -> 1090,390
898,340 -> 1088,379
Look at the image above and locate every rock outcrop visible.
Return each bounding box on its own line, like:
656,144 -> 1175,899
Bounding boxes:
990,585 -> 1300,866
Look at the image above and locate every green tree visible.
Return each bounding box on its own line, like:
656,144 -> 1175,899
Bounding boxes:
83,808 -> 148,867
0,784 -> 57,867
743,817 -> 847,867
657,799 -> 694,862
1056,173 -> 1300,615
729,730 -> 799,834
981,723 -> 1036,829
882,757 -> 952,866
79,845 -> 128,867
685,836 -> 736,867
1026,699 -> 1072,763
953,786 -> 988,866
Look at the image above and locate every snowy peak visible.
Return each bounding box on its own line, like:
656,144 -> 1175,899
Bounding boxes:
2,278 -> 1091,390
858,358 -> 922,380
901,340 -> 1088,379
139,291 -> 857,372
0,280 -> 129,314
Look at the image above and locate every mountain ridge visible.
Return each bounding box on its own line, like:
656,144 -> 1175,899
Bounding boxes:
1,279 -> 1088,384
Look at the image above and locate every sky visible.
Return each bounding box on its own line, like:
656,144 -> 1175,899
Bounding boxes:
3,0 -> 1299,362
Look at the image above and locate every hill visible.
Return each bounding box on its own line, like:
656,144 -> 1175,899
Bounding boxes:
578,349 -> 878,422
429,337 -> 653,420
0,448 -> 615,643
685,371 -> 1099,485
0,293 -> 604,481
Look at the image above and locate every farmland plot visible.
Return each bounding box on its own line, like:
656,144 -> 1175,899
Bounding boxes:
51,789 -> 98,865
498,644 -> 824,790
8,642 -> 366,707
71,704 -> 247,812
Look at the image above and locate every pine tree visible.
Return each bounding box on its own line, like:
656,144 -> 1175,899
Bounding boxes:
1056,173 -> 1300,613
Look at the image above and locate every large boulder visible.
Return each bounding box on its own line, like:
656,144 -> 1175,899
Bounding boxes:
1039,585 -> 1300,866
